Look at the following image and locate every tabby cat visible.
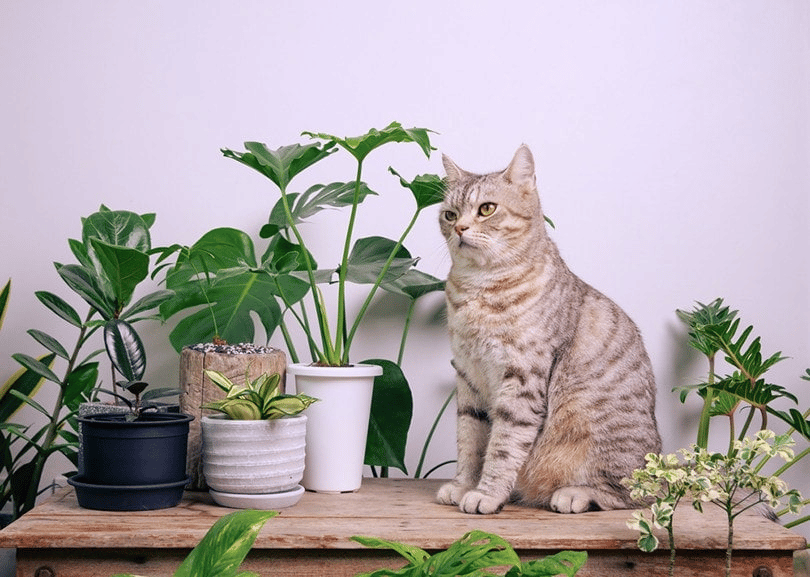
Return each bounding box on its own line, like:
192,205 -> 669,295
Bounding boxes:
437,145 -> 661,515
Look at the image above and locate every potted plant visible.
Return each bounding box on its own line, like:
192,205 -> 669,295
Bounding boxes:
200,368 -> 316,509
159,122 -> 445,492
68,315 -> 193,511
1,207 -> 176,519
219,122 -> 445,492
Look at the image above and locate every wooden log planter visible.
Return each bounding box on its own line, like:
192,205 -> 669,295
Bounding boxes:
179,343 -> 287,490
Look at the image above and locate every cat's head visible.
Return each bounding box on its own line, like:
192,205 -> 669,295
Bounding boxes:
439,145 -> 545,268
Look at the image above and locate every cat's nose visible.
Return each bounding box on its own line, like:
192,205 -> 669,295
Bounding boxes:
455,225 -> 468,237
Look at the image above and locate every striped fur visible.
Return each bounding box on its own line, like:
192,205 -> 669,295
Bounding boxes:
436,145 -> 661,515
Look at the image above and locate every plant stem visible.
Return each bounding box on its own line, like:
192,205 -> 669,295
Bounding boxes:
415,388 -> 456,478
336,160 -> 365,364
277,184 -> 332,363
397,299 -> 417,366
344,207 -> 422,361
24,311 -> 90,514
696,354 -> 715,449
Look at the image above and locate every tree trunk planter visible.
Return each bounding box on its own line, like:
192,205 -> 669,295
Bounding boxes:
201,414 -> 307,509
68,412 -> 193,511
287,363 -> 382,494
179,343 -> 287,490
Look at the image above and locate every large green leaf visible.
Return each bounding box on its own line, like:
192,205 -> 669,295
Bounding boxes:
82,209 -> 152,253
26,329 -> 69,360
64,362 -> 99,409
104,319 -> 146,382
172,510 -> 277,577
55,263 -> 115,319
160,228 -> 292,351
304,121 -> 436,162
262,181 -> 377,236
35,290 -> 82,328
222,141 -> 335,191
0,354 -> 56,422
11,353 -> 60,385
388,168 -> 445,211
381,269 -> 445,300
345,237 -> 418,285
363,359 -> 412,474
89,238 -> 150,310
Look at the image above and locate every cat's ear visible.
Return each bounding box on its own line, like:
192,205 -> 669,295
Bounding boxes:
504,144 -> 535,186
442,154 -> 467,184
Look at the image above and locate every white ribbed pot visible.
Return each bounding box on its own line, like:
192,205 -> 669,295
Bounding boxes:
201,414 -> 306,500
288,363 -> 382,493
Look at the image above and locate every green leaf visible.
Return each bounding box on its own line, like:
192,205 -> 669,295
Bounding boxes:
35,290 -> 83,328
345,237 -> 417,286
264,181 -> 377,233
173,509 -> 277,577
363,359 -> 412,474
388,168 -> 445,211
64,362 -> 99,409
104,319 -> 146,381
11,353 -> 60,384
516,551 -> 588,577
160,228 -> 286,351
0,279 -> 9,332
381,269 -> 445,300
0,354 -> 56,422
26,329 -> 70,360
304,121 -> 436,162
55,263 -> 115,319
120,289 -> 175,320
82,209 -> 152,253
89,238 -> 150,310
351,535 -> 430,566
222,141 -> 336,191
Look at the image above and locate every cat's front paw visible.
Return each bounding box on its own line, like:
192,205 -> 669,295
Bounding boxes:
550,487 -> 593,514
437,482 -> 469,506
458,490 -> 505,515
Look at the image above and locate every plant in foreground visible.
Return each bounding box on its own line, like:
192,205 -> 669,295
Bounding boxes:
353,530 -> 586,577
201,369 -> 317,420
625,430 -> 802,577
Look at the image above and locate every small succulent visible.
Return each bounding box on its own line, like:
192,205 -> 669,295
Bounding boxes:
201,369 -> 317,420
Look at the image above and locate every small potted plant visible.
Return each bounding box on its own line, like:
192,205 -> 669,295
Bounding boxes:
69,320 -> 193,511
217,122 -> 445,492
201,368 -> 317,509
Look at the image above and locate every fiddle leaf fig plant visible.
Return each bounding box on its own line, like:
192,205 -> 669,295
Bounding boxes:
201,369 -> 317,420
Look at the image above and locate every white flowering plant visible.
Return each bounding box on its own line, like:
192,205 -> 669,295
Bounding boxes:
624,430 -> 803,577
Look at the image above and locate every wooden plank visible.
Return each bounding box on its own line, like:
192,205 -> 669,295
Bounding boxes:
14,546 -> 798,577
1,479 -> 803,552
2,478 -> 805,577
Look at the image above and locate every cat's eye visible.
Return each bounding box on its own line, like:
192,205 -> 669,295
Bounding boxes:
478,202 -> 497,217
443,210 -> 457,222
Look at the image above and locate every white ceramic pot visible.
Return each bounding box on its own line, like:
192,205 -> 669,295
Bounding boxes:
287,363 -> 382,493
201,414 -> 306,495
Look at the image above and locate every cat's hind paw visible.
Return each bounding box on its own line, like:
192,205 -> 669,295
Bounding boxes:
436,482 -> 468,506
459,490 -> 505,515
550,486 -> 593,514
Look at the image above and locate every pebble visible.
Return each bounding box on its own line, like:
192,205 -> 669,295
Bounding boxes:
187,342 -> 278,355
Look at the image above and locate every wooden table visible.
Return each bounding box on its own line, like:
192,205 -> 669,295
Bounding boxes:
0,478 -> 805,576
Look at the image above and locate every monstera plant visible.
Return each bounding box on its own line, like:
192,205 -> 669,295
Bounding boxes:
157,122 -> 445,479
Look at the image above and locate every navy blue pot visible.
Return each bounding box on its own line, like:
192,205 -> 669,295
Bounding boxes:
72,412 -> 193,510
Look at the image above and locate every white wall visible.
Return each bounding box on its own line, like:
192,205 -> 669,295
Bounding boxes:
2,0 -> 808,530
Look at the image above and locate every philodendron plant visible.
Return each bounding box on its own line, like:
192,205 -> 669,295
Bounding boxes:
201,369 -> 317,420
157,122 -> 446,475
